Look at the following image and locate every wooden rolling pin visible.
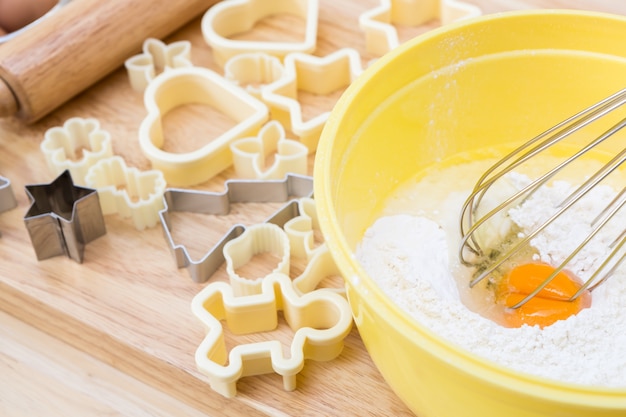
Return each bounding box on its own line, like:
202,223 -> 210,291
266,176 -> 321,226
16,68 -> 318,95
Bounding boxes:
0,0 -> 220,123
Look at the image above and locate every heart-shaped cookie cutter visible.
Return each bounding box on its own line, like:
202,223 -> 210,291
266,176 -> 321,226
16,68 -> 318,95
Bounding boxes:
159,173 -> 313,283
138,66 -> 269,186
201,0 -> 319,67
192,272 -> 352,398
359,0 -> 482,56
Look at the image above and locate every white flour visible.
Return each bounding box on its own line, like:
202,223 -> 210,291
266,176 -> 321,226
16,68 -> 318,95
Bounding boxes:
356,163 -> 626,387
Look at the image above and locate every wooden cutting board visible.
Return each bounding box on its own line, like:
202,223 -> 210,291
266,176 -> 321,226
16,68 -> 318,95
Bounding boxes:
1,1 -> 624,415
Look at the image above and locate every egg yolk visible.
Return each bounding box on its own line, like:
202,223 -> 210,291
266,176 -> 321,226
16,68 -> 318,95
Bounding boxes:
496,262 -> 592,328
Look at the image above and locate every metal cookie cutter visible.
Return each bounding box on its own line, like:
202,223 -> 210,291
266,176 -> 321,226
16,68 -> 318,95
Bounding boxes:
40,117 -> 113,186
125,37 -> 193,92
261,48 -> 364,152
138,66 -> 268,186
191,272 -> 352,398
84,156 -> 166,230
0,0 -> 73,44
230,120 -> 308,180
223,52 -> 285,100
0,176 -> 17,236
159,173 -> 313,283
201,0 -> 319,68
24,170 -> 106,263
359,0 -> 482,56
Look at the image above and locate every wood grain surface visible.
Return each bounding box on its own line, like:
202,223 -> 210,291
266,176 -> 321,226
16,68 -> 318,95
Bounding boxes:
1,1 -> 624,416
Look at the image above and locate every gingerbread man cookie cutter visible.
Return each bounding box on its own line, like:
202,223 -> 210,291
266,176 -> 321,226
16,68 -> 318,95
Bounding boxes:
230,120 -> 308,180
125,37 -> 193,92
359,0 -> 482,56
201,0 -> 319,68
84,156 -> 166,230
138,66 -> 269,186
40,117 -> 113,186
159,173 -> 313,283
192,272 -> 352,398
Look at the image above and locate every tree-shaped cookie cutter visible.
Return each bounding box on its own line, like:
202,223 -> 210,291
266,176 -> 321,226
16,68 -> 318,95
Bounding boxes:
191,272 -> 352,398
159,173 -> 313,283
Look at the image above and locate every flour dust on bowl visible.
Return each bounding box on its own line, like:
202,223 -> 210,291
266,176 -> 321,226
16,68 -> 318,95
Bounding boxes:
314,10 -> 626,417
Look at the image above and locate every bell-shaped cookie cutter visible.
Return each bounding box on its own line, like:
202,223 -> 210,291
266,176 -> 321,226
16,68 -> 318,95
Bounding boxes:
138,66 -> 269,186
223,52 -> 285,99
201,0 -> 319,67
261,48 -> 364,152
125,37 -> 193,92
40,117 -> 113,186
230,120 -> 308,179
159,173 -> 313,283
191,272 -> 353,398
84,156 -> 166,230
359,0 -> 482,56
24,170 -> 106,262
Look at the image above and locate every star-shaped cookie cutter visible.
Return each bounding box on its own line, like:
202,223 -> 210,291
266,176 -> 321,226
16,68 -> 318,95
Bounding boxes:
159,173 -> 313,283
0,176 -> 17,236
191,272 -> 352,398
125,37 -> 193,92
40,117 -> 113,186
85,156 -> 167,230
24,170 -> 106,262
230,120 -> 308,180
359,0 -> 482,56
138,66 -> 269,186
261,48 -> 364,152
201,0 -> 319,68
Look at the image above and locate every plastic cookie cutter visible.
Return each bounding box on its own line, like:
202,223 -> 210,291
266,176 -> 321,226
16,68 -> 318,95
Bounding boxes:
230,120 -> 308,180
159,173 -> 313,283
359,0 -> 482,56
0,176 -> 18,237
0,0 -> 73,44
24,170 -> 106,263
84,156 -> 166,230
201,0 -> 319,68
261,48 -> 364,152
138,66 -> 269,186
191,272 -> 353,398
223,52 -> 285,100
125,37 -> 193,92
40,117 -> 113,186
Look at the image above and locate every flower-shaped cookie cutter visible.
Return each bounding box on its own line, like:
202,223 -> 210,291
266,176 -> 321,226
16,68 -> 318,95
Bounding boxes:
85,156 -> 166,230
223,52 -> 286,100
201,0 -> 319,67
138,66 -> 269,186
230,120 -> 308,179
159,173 -> 313,283
24,170 -> 106,262
125,37 -> 193,92
359,0 -> 482,56
40,117 -> 113,186
192,272 -> 352,398
261,48 -> 364,152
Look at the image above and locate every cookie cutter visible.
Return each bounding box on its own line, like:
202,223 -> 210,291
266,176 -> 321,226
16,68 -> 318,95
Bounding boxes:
24,170 -> 106,262
230,120 -> 308,180
201,0 -> 319,68
191,272 -> 352,398
84,156 -> 166,230
261,48 -> 364,152
138,66 -> 269,186
359,0 -> 482,56
0,0 -> 72,44
159,173 -> 313,283
0,176 -> 17,236
223,52 -> 285,99
125,37 -> 193,92
40,117 -> 113,186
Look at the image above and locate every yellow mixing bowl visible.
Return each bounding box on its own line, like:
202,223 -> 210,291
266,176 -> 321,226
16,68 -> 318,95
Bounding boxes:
314,10 -> 626,417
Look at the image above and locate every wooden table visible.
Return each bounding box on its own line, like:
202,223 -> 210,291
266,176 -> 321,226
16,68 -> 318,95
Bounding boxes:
1,1 -> 624,415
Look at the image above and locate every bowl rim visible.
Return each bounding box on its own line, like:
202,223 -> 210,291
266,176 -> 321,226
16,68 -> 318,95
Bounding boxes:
314,8 -> 626,405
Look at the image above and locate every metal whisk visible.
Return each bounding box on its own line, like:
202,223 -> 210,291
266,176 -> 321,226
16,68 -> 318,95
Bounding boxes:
459,88 -> 626,308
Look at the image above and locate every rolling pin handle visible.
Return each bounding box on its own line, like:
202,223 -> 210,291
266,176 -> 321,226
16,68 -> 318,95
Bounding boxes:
0,79 -> 18,117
